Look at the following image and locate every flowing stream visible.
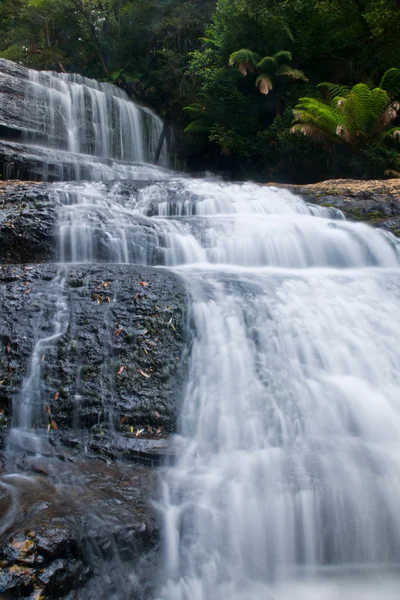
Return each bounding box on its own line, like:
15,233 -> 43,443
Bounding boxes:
2,63 -> 400,599
50,178 -> 400,599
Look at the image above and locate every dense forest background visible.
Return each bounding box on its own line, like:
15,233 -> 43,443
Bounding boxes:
1,0 -> 400,182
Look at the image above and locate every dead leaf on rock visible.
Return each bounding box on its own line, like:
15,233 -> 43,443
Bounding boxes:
135,428 -> 144,437
51,419 -> 58,430
41,355 -> 45,362
138,369 -> 150,378
103,281 -> 111,289
6,343 -> 11,354
139,281 -> 149,288
116,327 -> 123,337
54,392 -> 59,400
118,365 -> 125,375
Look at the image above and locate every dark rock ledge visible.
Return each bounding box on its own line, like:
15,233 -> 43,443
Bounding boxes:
271,178 -> 400,236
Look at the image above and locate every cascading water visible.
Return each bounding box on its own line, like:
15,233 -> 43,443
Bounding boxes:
25,69 -> 168,166
0,58 -> 171,181
3,59 -> 400,596
46,177 -> 400,598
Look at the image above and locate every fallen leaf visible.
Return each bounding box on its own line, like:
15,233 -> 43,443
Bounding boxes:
155,411 -> 160,419
143,348 -> 148,356
147,426 -> 153,433
157,425 -> 164,434
107,297 -> 110,303
6,343 -> 11,354
103,281 -> 111,289
138,369 -> 150,379
133,293 -> 139,303
135,428 -> 144,437
0,380 -> 5,385
120,415 -> 127,424
139,281 -> 149,288
54,392 -> 59,400
116,327 -> 123,337
47,423 -> 51,432
118,365 -> 125,375
130,425 -> 134,433
51,419 -> 58,430
41,355 -> 45,362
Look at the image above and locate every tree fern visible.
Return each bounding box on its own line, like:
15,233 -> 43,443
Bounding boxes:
292,82 -> 400,149
229,49 -> 259,75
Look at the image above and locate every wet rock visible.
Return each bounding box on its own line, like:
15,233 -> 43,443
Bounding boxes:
0,263 -> 186,450
0,181 -> 57,263
273,178 -> 400,236
0,458 -> 159,599
0,58 -> 64,148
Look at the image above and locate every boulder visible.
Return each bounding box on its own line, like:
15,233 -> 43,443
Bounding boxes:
0,263 -> 186,455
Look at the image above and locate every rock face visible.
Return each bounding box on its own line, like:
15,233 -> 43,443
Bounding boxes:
0,263 -> 186,452
0,176 -> 187,598
0,181 -> 57,262
279,178 -> 400,237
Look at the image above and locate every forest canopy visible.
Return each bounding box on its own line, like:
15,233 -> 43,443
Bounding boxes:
1,0 -> 400,182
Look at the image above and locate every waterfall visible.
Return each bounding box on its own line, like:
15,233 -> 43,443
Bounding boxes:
46,178 -> 400,598
0,58 -> 170,180
3,59 -> 400,596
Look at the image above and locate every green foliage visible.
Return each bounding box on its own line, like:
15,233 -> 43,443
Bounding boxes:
1,0 -> 400,181
292,82 -> 400,149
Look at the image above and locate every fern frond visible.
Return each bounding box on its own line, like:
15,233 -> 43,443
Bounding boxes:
317,82 -> 351,101
257,56 -> 277,73
264,16 -> 294,49
379,68 -> 400,98
184,120 -> 211,133
256,74 -> 274,95
272,50 -> 292,65
183,103 -> 209,118
276,65 -> 308,81
229,49 -> 259,75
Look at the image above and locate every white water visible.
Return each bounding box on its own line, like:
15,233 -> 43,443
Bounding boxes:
25,68 -> 169,166
48,177 -> 400,598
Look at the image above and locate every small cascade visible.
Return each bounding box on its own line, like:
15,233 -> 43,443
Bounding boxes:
0,58 -> 171,181
25,69 -> 169,166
